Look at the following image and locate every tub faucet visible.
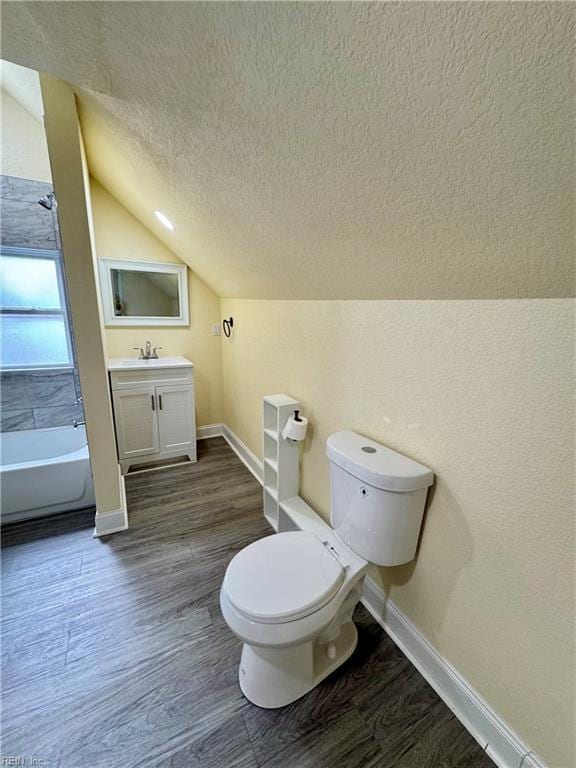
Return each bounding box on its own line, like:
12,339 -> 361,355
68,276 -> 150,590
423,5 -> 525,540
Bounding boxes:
73,420 -> 86,429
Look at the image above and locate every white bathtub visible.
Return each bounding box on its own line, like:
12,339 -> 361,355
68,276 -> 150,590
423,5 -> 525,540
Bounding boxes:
0,425 -> 95,523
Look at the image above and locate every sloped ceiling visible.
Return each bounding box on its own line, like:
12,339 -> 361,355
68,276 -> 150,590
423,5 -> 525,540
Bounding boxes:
2,2 -> 573,299
1,59 -> 44,121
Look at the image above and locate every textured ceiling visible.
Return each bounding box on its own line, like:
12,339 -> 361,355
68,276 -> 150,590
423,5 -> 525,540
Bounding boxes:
1,59 -> 43,121
2,2 -> 574,299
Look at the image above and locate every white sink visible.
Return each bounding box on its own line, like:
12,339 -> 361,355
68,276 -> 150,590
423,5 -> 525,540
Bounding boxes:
107,356 -> 193,371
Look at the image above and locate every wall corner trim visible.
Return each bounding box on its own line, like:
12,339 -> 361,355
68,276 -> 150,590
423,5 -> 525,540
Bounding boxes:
93,472 -> 128,538
361,578 -> 547,768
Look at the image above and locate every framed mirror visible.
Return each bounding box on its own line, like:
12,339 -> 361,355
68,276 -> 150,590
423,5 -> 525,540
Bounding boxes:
98,259 -> 189,326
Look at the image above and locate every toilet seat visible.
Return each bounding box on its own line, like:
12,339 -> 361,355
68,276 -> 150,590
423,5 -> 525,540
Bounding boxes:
224,531 -> 344,624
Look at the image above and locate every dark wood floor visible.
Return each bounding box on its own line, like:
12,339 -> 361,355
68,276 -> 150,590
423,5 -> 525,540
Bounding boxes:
1,437 -> 494,768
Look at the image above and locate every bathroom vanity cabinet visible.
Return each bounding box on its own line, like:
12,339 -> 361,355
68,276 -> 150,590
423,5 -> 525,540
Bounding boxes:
108,357 -> 196,473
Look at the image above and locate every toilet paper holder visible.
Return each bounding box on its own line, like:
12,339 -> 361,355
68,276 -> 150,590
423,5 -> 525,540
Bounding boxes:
282,409 -> 308,442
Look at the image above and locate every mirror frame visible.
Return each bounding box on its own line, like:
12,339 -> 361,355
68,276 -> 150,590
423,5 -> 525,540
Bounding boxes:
98,259 -> 189,327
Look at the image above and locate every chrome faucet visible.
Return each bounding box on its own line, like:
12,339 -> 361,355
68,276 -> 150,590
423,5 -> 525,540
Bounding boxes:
133,341 -> 163,360
73,419 -> 86,429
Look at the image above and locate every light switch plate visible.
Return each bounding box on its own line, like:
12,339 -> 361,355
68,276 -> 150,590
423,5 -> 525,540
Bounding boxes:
212,323 -> 221,336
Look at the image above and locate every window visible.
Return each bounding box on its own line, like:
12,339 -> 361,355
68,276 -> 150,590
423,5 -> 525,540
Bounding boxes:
0,247 -> 73,369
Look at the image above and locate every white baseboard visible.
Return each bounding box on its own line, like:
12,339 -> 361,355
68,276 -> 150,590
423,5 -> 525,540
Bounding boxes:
93,471 -> 128,538
361,578 -> 546,768
222,425 -> 264,485
197,423 -> 225,440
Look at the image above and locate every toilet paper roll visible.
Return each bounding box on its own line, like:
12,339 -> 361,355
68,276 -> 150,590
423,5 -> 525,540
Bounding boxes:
282,415 -> 308,442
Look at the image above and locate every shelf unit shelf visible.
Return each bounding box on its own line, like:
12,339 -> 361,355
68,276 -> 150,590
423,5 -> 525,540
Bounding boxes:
264,457 -> 279,473
264,511 -> 277,528
262,394 -> 300,531
264,485 -> 278,502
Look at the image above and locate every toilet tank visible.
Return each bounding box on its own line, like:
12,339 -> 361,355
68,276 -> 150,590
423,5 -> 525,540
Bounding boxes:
326,431 -> 434,566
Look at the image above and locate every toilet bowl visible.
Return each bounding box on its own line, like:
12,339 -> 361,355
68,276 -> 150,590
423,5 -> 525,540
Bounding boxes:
220,529 -> 369,708
220,430 -> 433,708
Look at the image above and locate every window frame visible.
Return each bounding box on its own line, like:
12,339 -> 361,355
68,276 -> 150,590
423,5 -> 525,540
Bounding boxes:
0,245 -> 74,371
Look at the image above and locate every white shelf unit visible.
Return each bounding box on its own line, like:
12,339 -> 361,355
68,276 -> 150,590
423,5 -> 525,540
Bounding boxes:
262,395 -> 300,530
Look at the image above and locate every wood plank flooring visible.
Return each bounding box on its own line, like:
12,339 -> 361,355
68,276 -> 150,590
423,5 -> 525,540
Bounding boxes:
1,437 -> 494,768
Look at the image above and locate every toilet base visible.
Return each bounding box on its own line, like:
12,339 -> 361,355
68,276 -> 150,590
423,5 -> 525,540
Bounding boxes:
238,620 -> 358,708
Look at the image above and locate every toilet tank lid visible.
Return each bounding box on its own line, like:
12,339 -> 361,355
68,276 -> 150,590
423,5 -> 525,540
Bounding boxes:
326,431 -> 434,492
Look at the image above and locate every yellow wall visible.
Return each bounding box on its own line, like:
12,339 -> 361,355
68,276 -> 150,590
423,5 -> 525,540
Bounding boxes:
90,179 -> 223,427
1,88 -> 51,182
221,297 -> 574,768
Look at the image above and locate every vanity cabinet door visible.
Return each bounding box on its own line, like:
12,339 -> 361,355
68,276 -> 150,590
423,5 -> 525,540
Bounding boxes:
156,384 -> 196,454
112,386 -> 160,459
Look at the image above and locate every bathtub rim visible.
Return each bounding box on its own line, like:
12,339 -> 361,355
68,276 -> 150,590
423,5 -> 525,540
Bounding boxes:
1,424 -> 89,472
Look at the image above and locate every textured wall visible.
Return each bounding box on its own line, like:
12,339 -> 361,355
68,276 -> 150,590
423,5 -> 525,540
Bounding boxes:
90,180 -> 224,427
2,3 -> 574,299
221,297 -> 574,768
0,89 -> 51,182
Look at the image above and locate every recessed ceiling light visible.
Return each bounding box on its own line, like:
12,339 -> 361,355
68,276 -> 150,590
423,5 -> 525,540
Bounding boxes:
154,211 -> 175,231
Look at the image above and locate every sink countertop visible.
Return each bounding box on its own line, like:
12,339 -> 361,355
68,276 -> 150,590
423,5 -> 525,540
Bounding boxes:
107,356 -> 194,371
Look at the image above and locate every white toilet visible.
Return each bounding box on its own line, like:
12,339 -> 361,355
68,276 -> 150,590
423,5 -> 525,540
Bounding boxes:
220,430 -> 433,708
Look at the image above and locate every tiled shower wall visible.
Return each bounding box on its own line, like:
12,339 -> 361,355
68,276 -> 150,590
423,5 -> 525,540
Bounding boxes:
1,175 -> 60,249
1,370 -> 83,431
1,174 -> 84,432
